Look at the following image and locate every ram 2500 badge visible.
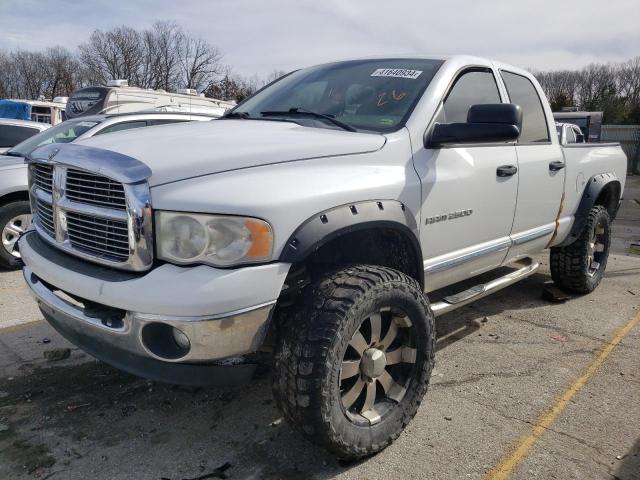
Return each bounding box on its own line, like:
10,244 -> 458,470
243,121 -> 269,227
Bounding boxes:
19,56 -> 626,458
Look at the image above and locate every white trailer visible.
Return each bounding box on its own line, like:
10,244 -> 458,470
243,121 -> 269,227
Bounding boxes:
66,80 -> 234,119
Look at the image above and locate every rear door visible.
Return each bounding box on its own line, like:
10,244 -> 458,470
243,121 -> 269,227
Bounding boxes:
499,70 -> 565,261
414,68 -> 519,291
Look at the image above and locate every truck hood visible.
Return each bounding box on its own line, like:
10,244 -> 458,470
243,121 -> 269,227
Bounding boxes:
77,119 -> 386,186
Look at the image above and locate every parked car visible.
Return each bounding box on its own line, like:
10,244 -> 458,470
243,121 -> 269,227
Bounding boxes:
0,111 -> 215,267
66,80 -> 234,119
0,118 -> 50,154
556,122 -> 585,144
19,56 -> 626,458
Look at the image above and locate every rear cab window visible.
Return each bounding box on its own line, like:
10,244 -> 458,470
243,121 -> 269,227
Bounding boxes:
500,71 -> 550,143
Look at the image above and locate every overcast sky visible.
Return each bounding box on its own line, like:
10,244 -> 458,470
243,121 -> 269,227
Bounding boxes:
1,0 -> 638,77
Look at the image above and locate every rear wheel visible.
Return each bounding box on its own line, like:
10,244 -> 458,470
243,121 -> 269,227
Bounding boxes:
550,205 -> 611,294
272,265 -> 434,459
0,201 -> 31,269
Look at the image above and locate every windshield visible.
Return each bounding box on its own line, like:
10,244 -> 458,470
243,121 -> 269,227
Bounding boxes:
234,58 -> 443,133
8,120 -> 99,157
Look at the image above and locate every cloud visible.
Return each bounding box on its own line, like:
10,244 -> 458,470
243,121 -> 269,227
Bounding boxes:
1,0 -> 638,76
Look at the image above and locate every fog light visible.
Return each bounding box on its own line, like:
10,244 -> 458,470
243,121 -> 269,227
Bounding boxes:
172,327 -> 190,350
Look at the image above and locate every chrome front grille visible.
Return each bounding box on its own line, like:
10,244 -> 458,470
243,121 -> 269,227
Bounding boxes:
66,211 -> 130,262
32,164 -> 53,193
34,197 -> 55,237
65,169 -> 127,210
28,159 -> 153,271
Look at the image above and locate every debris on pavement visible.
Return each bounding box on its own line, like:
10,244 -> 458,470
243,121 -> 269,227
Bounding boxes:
269,418 -> 283,427
121,404 -> 137,417
66,403 -> 91,412
541,284 -> 570,303
44,348 -> 71,362
181,462 -> 232,480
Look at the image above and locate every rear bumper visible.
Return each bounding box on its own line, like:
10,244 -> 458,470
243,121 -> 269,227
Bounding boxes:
19,231 -> 289,385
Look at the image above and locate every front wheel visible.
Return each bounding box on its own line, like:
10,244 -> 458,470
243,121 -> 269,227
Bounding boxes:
550,205 -> 611,294
272,265 -> 435,459
0,201 -> 32,269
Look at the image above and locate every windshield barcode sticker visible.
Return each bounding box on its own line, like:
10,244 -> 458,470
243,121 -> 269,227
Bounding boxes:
371,69 -> 423,79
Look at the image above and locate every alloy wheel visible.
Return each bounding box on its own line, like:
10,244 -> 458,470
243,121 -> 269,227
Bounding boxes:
586,219 -> 606,277
2,214 -> 31,258
340,307 -> 417,426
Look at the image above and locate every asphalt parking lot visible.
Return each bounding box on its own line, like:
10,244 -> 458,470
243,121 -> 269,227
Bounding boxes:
1,177 -> 639,480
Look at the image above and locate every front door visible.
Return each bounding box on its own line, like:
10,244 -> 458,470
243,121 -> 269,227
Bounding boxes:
413,68 -> 519,292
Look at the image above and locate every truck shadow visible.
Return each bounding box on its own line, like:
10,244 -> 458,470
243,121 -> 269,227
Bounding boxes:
434,268 -> 554,351
0,360 -> 348,479
614,436 -> 640,479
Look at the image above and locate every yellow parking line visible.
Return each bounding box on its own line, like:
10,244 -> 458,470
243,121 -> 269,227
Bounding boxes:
484,308 -> 640,480
0,319 -> 45,333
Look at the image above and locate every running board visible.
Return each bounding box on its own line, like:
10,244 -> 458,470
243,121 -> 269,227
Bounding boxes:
430,258 -> 539,317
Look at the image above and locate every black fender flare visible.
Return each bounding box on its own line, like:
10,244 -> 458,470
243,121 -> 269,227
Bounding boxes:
558,173 -> 621,247
279,200 -> 423,287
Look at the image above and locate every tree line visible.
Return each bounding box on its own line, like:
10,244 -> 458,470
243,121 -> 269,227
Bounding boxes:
533,58 -> 640,124
1,21 -> 639,123
0,21 -> 275,103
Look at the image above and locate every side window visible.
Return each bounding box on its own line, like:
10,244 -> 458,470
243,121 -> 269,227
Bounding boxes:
0,126 -> 40,147
501,71 -> 550,143
95,121 -> 148,136
149,119 -> 190,126
441,70 -> 501,123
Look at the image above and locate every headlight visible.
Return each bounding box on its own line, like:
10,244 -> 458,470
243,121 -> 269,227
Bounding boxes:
156,211 -> 273,267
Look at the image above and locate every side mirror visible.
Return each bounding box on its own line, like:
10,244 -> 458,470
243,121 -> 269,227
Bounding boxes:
426,103 -> 522,147
575,132 -> 585,143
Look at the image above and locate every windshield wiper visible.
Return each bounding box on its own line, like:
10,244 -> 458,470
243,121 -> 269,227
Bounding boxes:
221,111 -> 251,119
260,107 -> 357,132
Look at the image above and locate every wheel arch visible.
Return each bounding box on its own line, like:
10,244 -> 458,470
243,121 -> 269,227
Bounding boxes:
559,173 -> 621,247
0,189 -> 30,207
279,200 -> 424,288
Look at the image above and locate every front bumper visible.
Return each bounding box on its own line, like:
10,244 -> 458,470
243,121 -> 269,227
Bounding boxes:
19,231 -> 290,385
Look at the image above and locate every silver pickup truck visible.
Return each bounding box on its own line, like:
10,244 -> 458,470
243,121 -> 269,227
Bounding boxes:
19,55 -> 626,458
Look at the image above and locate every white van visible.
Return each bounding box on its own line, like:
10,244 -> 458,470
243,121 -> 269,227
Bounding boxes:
66,80 -> 234,119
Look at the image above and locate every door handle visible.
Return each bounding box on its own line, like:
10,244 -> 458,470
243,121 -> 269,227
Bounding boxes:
497,165 -> 518,177
549,161 -> 565,171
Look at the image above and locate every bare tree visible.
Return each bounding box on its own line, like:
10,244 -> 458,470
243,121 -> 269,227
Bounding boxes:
264,69 -> 288,84
79,26 -> 145,86
142,21 -> 182,90
44,47 -> 81,98
177,35 -> 223,91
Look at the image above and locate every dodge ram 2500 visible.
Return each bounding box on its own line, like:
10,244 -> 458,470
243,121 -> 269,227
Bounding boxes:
19,55 -> 626,458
